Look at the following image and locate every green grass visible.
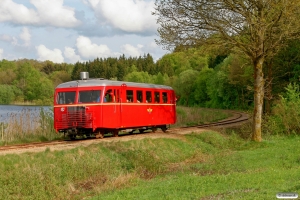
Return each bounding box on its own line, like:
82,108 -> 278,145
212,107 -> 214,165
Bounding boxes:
1,132 -> 300,199
90,134 -> 300,200
175,106 -> 231,127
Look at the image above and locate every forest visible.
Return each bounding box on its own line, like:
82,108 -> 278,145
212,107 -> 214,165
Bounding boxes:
0,40 -> 300,111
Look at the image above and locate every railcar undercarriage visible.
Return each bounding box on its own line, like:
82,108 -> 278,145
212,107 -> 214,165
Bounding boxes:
60,125 -> 169,140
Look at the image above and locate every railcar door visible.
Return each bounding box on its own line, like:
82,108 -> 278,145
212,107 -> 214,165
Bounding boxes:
170,90 -> 177,124
145,90 -> 154,126
119,83 -> 126,127
102,88 -> 121,128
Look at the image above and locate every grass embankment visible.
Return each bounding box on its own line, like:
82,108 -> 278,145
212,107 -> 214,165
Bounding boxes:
0,132 -> 299,199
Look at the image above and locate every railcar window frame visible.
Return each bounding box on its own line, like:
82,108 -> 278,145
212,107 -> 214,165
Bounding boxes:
136,90 -> 143,103
57,91 -> 76,104
154,91 -> 160,103
146,91 -> 152,103
78,90 -> 101,103
162,92 -> 168,103
126,90 -> 133,103
104,89 -> 116,103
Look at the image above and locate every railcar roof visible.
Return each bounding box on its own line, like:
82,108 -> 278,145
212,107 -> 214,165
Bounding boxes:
56,79 -> 173,90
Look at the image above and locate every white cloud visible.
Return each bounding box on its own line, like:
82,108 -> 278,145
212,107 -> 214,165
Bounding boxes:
30,0 -> 81,27
76,36 -> 112,58
0,0 -> 80,27
36,45 -> 64,63
64,47 -> 81,63
0,0 -> 39,24
0,27 -> 31,47
85,0 -> 157,33
121,44 -> 142,57
0,34 -> 13,42
149,41 -> 157,48
11,37 -> 18,46
19,27 -> 31,46
0,49 -> 3,59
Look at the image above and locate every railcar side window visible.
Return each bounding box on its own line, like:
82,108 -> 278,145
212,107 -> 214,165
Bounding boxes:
136,90 -> 143,103
146,91 -> 152,103
155,92 -> 160,103
104,89 -> 115,103
57,91 -> 76,104
162,92 -> 168,103
78,90 -> 101,103
126,90 -> 133,102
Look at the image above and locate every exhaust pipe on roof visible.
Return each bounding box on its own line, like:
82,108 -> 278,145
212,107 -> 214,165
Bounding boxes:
80,72 -> 89,80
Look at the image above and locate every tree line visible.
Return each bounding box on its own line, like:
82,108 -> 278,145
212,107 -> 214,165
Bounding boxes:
0,41 -> 299,111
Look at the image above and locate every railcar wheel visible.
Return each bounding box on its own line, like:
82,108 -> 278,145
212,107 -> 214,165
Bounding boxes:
152,127 -> 157,133
161,126 -> 167,133
113,130 -> 119,137
95,131 -> 104,139
139,129 -> 145,133
69,135 -> 76,140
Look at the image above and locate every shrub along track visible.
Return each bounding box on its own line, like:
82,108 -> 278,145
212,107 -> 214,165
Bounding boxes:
0,110 -> 249,155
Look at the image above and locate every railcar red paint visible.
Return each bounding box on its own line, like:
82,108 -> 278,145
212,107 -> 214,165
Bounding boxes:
53,74 -> 176,139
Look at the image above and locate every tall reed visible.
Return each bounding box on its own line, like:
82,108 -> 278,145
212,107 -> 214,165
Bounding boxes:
0,107 -> 58,145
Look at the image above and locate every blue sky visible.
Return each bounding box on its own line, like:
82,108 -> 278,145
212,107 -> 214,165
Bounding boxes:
0,0 -> 168,63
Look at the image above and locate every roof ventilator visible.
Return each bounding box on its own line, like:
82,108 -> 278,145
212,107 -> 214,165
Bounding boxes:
80,72 -> 89,80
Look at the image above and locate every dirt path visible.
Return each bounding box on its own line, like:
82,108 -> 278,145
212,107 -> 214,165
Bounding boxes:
0,128 -> 209,156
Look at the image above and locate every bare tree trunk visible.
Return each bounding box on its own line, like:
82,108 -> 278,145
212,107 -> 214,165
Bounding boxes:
252,59 -> 264,142
264,61 -> 273,114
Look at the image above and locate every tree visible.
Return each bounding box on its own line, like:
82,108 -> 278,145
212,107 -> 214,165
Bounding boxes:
72,62 -> 86,80
0,85 -> 16,104
263,39 -> 300,113
154,0 -> 300,141
174,69 -> 199,105
15,62 -> 54,103
154,72 -> 166,85
0,60 -> 17,84
194,67 -> 214,107
49,71 -> 71,88
124,71 -> 153,83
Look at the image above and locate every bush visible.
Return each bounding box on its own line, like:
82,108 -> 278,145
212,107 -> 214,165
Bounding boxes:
264,83 -> 300,135
0,85 -> 21,104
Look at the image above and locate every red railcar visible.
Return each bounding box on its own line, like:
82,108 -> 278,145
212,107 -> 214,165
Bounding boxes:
54,72 -> 176,139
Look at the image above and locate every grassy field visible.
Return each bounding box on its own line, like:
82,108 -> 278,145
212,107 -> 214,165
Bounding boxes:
91,133 -> 300,200
0,130 -> 299,199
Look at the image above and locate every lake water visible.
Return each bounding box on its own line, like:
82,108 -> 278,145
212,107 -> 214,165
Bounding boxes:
0,105 -> 52,122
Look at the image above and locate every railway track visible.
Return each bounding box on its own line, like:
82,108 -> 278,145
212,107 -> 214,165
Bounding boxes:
0,110 -> 249,155
185,110 -> 249,128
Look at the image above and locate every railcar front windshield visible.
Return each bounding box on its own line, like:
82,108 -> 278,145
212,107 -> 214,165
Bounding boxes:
78,90 -> 101,103
57,91 -> 76,104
